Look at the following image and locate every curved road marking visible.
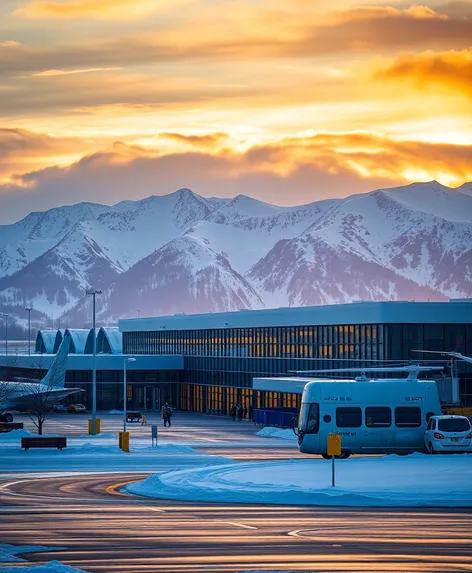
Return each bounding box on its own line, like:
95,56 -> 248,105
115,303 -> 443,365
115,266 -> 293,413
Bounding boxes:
105,480 -> 138,497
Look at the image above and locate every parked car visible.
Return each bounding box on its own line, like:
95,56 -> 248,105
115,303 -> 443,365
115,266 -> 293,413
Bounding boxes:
68,403 -> 87,414
52,404 -> 68,413
424,415 -> 472,454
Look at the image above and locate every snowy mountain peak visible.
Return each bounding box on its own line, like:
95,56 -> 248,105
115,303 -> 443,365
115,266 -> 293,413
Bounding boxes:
1,181 -> 471,331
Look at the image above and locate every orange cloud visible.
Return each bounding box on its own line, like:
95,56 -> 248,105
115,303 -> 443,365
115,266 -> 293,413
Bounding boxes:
33,67 -> 121,76
375,49 -> 472,96
0,128 -> 100,181
13,0 -> 172,20
158,132 -> 231,150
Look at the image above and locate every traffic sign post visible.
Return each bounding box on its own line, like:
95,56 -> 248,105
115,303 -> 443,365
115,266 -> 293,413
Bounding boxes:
327,433 -> 341,487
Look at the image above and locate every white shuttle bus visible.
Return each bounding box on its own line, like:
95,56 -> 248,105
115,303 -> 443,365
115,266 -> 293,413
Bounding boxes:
297,372 -> 442,458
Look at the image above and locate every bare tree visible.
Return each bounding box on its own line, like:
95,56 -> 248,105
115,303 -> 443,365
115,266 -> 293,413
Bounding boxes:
19,355 -> 62,435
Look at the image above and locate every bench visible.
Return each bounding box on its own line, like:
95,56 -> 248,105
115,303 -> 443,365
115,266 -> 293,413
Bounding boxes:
21,437 -> 67,451
126,411 -> 142,423
0,422 -> 24,433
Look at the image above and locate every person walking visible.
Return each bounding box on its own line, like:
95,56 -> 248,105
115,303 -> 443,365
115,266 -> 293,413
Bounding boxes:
242,404 -> 248,419
230,404 -> 236,421
236,403 -> 243,421
248,404 -> 253,421
162,406 -> 169,427
163,402 -> 173,427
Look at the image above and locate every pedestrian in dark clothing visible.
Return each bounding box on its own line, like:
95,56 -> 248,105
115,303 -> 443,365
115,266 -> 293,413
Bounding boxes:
230,405 -> 236,421
162,402 -> 173,427
248,404 -> 253,421
236,403 -> 243,421
242,405 -> 248,419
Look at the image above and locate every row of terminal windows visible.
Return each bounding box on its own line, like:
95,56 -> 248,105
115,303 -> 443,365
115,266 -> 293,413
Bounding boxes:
124,324 -> 386,359
335,406 -> 423,428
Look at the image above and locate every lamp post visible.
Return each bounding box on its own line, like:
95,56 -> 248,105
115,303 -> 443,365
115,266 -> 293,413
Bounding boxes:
86,289 -> 102,435
123,358 -> 136,432
2,314 -> 8,355
25,307 -> 32,355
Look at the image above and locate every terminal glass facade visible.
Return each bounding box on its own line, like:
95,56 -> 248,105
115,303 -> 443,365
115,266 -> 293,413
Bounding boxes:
124,322 -> 472,409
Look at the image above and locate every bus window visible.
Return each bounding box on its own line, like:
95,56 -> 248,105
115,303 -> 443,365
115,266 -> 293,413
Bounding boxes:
299,403 -> 319,434
395,406 -> 421,427
365,406 -> 391,427
336,407 -> 362,428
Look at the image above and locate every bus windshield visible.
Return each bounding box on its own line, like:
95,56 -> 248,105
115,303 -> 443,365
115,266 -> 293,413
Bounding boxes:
299,402 -> 319,434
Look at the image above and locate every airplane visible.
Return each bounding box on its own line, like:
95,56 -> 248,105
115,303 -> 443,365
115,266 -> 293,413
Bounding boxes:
0,333 -> 83,422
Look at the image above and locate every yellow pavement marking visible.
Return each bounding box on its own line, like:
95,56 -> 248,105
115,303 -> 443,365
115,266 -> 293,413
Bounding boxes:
105,480 -> 138,497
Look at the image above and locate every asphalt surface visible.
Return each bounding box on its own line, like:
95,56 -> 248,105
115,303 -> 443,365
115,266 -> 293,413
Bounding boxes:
1,412 -> 472,572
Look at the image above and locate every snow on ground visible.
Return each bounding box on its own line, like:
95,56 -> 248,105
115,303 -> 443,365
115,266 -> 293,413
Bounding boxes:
0,436 -> 230,472
127,454 -> 472,507
0,545 -> 63,564
256,427 -> 297,441
0,562 -> 89,572
0,545 -> 89,573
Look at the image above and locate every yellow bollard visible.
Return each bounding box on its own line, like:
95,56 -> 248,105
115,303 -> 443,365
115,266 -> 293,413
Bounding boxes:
119,431 -> 130,452
88,418 -> 101,435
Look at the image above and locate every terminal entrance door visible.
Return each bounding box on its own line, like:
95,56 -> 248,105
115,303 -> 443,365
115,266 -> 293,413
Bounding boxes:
144,386 -> 160,410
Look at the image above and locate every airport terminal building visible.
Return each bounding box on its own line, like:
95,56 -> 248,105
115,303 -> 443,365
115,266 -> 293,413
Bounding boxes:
1,300 -> 471,412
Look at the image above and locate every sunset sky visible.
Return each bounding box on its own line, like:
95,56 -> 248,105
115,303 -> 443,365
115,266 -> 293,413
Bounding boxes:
1,0 -> 471,223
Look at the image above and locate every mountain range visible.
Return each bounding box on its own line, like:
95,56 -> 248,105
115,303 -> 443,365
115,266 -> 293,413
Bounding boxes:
0,181 -> 471,334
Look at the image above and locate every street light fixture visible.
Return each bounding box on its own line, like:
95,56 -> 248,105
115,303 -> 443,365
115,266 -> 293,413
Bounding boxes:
2,313 -> 8,355
123,358 -> 136,432
86,289 -> 102,435
25,307 -> 32,355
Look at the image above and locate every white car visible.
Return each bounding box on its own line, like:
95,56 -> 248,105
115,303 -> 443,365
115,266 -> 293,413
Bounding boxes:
424,415 -> 472,454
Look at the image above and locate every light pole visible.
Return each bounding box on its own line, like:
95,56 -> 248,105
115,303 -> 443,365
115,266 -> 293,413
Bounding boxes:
25,307 -> 32,355
86,289 -> 102,435
123,358 -> 136,432
2,314 -> 8,355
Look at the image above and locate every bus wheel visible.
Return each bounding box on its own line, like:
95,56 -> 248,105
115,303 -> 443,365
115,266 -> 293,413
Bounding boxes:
321,454 -> 331,460
338,452 -> 350,460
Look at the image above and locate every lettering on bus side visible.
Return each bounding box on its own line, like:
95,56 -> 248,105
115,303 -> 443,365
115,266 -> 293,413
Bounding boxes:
323,397 -> 352,401
334,431 -> 357,437
405,396 -> 424,401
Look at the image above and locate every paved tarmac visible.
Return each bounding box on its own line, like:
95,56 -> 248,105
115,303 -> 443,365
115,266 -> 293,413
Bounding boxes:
1,412 -> 471,572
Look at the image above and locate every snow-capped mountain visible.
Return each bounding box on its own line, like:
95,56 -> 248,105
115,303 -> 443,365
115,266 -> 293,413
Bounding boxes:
64,235 -> 264,324
0,182 -> 471,332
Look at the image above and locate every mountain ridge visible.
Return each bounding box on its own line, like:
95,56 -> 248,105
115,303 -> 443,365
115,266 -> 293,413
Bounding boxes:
1,182 -> 470,333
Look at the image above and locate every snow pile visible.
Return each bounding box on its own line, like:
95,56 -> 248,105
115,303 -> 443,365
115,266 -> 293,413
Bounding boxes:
127,454 -> 472,507
0,430 -> 35,441
77,433 -> 116,439
0,544 -> 62,564
256,427 -> 297,441
141,444 -> 202,455
0,440 -> 229,472
108,410 -> 123,415
0,561 -> 89,572
69,443 -> 123,454
0,545 -> 84,571
0,430 -> 58,442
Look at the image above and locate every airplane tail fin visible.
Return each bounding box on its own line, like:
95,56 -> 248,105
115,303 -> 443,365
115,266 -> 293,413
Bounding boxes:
40,333 -> 71,389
